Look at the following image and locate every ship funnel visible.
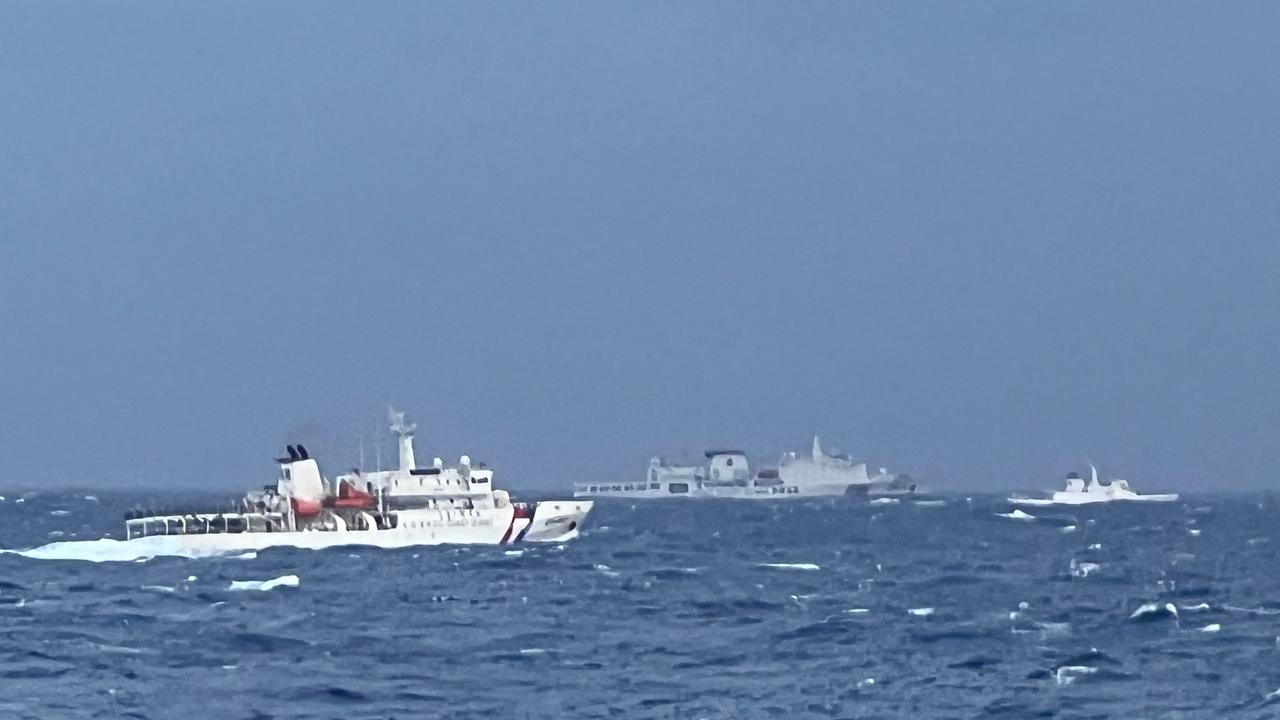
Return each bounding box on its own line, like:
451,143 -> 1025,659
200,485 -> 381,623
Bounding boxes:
287,445 -> 299,461
278,457 -> 324,502
297,444 -> 309,460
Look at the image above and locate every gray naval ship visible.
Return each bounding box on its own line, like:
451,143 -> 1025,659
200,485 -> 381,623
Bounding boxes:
575,437 -> 915,499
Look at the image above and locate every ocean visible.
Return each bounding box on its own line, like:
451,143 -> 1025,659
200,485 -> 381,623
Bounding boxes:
2,490 -> 1279,719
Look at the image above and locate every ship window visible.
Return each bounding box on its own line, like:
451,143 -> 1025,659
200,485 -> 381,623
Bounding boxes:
668,482 -> 689,494
726,458 -> 733,467
649,483 -> 659,490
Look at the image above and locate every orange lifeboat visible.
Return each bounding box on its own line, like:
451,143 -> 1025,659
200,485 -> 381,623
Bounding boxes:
290,497 -> 324,517
330,479 -> 376,510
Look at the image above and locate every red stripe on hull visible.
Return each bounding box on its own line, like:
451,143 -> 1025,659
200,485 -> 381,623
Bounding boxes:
499,515 -> 517,544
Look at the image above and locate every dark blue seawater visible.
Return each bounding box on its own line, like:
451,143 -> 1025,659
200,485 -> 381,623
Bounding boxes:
3,490 -> 1280,719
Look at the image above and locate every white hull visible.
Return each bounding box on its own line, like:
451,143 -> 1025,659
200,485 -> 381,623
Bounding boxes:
1008,493 -> 1178,507
13,501 -> 592,563
574,484 -> 870,500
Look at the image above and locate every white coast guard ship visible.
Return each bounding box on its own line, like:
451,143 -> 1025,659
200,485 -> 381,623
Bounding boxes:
19,410 -> 593,562
574,437 -> 911,499
1008,465 -> 1178,507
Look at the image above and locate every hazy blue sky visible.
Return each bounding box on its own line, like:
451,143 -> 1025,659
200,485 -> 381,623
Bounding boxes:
2,3 -> 1277,491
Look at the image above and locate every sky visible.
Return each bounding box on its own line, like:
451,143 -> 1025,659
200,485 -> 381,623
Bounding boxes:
1,2 -> 1277,492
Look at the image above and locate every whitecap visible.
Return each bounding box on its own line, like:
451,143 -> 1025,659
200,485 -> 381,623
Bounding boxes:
1060,525 -> 1077,533
758,562 -> 821,571
504,550 -> 524,557
83,495 -> 98,502
857,678 -> 875,688
908,607 -> 934,617
92,643 -> 146,655
1128,601 -> 1178,621
1070,560 -> 1100,578
1035,621 -> 1072,638
844,608 -> 871,614
1179,602 -> 1211,612
231,552 -> 257,560
1222,604 -> 1280,616
141,585 -> 176,593
518,648 -> 547,655
1200,623 -> 1221,633
997,509 -> 1036,521
1055,665 -> 1097,686
50,510 -> 71,516
913,500 -> 946,507
593,563 -> 620,578
4,538 -> 158,562
1188,529 -> 1202,537
1009,601 -> 1029,621
227,574 -> 299,592
1088,543 -> 1102,551
869,498 -> 899,505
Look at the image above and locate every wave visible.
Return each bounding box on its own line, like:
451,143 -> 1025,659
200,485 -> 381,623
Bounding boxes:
757,562 -> 820,571
1070,560 -> 1101,578
593,563 -> 621,577
4,538 -> 182,563
1129,602 -> 1178,621
1055,665 -> 1097,686
1221,604 -> 1280,616
227,575 -> 299,592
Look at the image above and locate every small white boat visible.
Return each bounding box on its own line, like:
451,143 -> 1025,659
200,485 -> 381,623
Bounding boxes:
1008,465 -> 1178,507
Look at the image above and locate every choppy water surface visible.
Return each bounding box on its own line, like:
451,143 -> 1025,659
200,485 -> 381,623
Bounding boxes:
3,490 -> 1280,719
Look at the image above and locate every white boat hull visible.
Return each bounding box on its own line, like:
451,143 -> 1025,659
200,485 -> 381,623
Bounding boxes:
11,501 -> 592,563
574,484 -> 871,500
1008,493 -> 1179,507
